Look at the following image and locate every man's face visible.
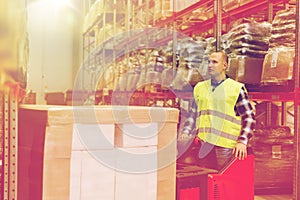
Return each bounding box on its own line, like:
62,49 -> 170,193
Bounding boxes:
208,52 -> 227,78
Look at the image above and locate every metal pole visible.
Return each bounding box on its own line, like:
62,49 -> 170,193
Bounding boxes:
112,0 -> 117,97
3,91 -> 9,200
172,0 -> 177,86
267,0 -> 274,23
266,102 -> 272,126
281,102 -> 286,126
214,0 -> 222,51
9,89 -> 18,200
294,0 -> 300,199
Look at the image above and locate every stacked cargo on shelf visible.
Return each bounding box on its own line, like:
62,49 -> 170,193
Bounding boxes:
82,0 -> 294,106
251,126 -> 294,193
223,19 -> 272,84
82,0 -> 126,102
170,37 -> 207,91
261,7 -> 296,85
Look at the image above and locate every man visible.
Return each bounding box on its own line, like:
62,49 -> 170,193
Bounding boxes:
181,51 -> 255,170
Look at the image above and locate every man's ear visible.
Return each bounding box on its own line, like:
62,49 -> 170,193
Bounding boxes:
223,62 -> 228,70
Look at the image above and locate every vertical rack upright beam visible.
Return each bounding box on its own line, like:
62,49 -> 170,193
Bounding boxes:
82,0 -> 86,91
214,0 -> 222,51
145,0 -> 150,61
172,0 -> 177,79
125,0 -> 131,69
294,0 -> 300,199
2,88 -> 18,200
0,92 -> 4,200
3,92 -> 9,200
9,89 -> 17,200
267,0 -> 274,23
112,0 -> 117,94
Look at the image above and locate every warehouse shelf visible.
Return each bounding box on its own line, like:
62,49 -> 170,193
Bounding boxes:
154,0 -> 213,28
183,0 -> 290,35
134,0 -> 155,11
95,89 -> 300,104
153,0 -> 289,35
248,90 -> 300,102
83,12 -> 126,36
87,0 -> 290,61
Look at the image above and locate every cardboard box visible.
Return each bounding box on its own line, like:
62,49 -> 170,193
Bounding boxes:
236,56 -> 264,85
227,56 -> 238,80
115,123 -> 158,148
72,124 -> 115,150
115,147 -> 158,200
45,92 -> 66,105
18,105 -> 179,200
80,150 -> 115,200
261,47 -> 295,85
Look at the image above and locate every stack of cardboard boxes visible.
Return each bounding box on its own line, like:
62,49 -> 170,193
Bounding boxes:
18,105 -> 179,200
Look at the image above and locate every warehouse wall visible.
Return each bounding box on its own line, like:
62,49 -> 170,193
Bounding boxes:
27,0 -> 83,104
0,0 -> 28,88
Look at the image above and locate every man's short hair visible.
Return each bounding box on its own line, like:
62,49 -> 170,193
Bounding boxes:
215,51 -> 228,64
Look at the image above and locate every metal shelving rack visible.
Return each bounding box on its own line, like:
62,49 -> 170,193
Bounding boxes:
294,1 -> 300,198
82,0 -> 126,92
156,0 -> 300,198
1,0 -> 28,199
0,87 -> 19,200
82,0 -> 300,198
81,0 -> 156,93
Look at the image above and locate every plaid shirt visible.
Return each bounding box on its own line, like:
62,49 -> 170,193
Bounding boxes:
233,86 -> 256,145
183,78 -> 255,145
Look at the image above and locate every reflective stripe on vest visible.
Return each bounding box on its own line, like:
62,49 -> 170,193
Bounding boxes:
197,109 -> 241,125
195,127 -> 238,141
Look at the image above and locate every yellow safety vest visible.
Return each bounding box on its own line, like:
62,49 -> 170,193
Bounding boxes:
194,78 -> 244,148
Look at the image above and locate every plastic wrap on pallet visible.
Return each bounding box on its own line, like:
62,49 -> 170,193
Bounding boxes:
232,48 -> 268,58
136,65 -> 147,90
253,126 -> 293,141
170,37 -> 207,89
269,33 -> 296,48
102,65 -> 115,91
273,7 -> 296,23
230,34 -> 269,47
126,72 -> 140,92
271,23 -> 296,35
224,20 -> 271,58
18,105 -> 179,200
228,21 -> 271,39
269,8 -> 295,48
260,7 -> 296,85
230,42 -> 268,51
252,126 -> 294,191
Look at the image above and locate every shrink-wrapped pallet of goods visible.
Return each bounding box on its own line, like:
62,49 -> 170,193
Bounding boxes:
18,105 -> 179,200
251,126 -> 294,192
171,37 -> 206,90
261,8 -> 295,85
224,19 -> 271,84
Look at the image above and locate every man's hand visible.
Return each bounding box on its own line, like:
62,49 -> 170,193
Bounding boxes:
178,130 -> 193,141
232,143 -> 247,160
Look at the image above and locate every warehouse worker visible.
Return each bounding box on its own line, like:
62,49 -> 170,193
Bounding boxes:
180,51 -> 255,170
